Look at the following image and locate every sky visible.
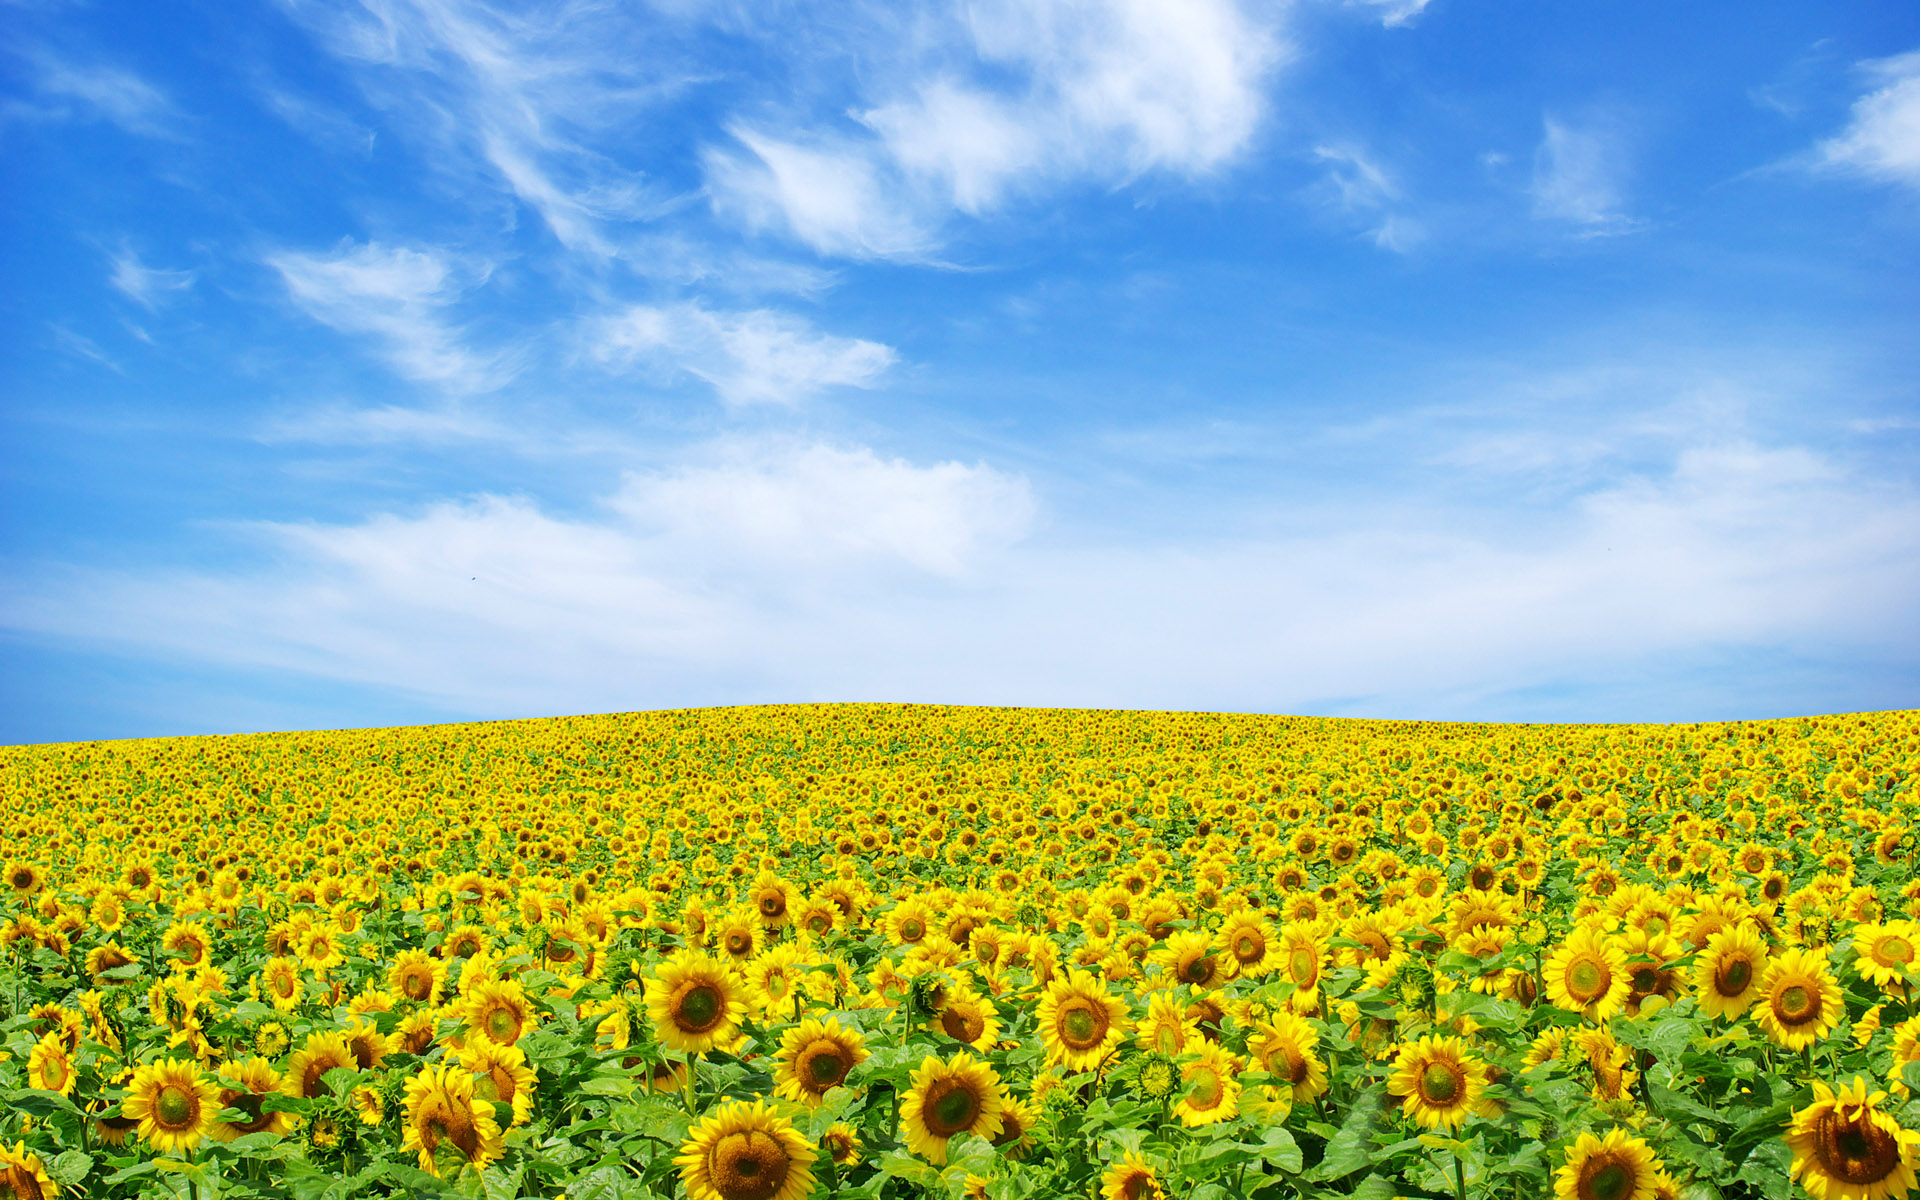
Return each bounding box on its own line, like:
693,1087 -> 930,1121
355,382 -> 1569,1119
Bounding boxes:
2,0 -> 1918,743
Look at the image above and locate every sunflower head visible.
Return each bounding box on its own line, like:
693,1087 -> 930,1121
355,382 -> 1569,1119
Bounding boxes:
123,1058 -> 221,1154
1555,1127 -> 1664,1200
1387,1035 -> 1487,1132
900,1053 -> 1007,1165
1786,1076 -> 1920,1200
674,1098 -> 817,1200
773,1018 -> 869,1107
646,952 -> 747,1055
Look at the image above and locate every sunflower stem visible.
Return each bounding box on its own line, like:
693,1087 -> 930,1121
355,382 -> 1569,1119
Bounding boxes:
682,1050 -> 697,1116
1454,1148 -> 1467,1200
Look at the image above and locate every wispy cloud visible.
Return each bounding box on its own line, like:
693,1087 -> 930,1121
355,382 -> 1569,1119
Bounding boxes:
1310,143 -> 1422,251
586,302 -> 896,406
107,245 -> 195,309
266,240 -> 514,393
1530,113 -> 1641,234
1816,49 -> 1920,189
46,323 -> 123,373
1343,0 -> 1434,28
14,48 -> 179,137
705,0 -> 1283,260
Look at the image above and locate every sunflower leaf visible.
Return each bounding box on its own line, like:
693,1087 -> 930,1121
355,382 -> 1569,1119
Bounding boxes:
45,1151 -> 91,1187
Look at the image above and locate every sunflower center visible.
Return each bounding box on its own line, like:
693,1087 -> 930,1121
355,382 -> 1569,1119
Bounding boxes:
901,919 -> 925,941
1568,958 -> 1605,999
156,1084 -> 195,1128
1579,1158 -> 1634,1200
403,970 -> 431,1000
1183,955 -> 1216,985
1778,985 -> 1814,1022
1630,967 -> 1660,993
1880,937 -> 1914,965
758,895 -> 784,918
1420,1062 -> 1460,1104
1060,1002 -> 1102,1048
940,1007 -> 985,1043
802,1045 -> 848,1088
484,1006 -> 522,1042
1118,1171 -> 1155,1200
1716,958 -> 1752,995
475,1075 -> 501,1102
925,1080 -> 982,1136
1234,934 -> 1260,961
1820,1113 -> 1900,1184
679,985 -> 723,1033
1185,1066 -> 1223,1109
711,1129 -> 789,1200
1290,949 -> 1316,984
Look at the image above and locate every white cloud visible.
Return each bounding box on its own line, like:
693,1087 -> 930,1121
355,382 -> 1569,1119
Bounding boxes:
1817,49 -> 1920,189
587,302 -> 895,406
20,50 -> 177,137
266,240 -> 513,393
108,246 -> 195,309
1344,0 -> 1433,27
1310,144 -> 1421,251
6,414 -> 1915,720
706,0 -> 1282,259
1530,114 -> 1640,233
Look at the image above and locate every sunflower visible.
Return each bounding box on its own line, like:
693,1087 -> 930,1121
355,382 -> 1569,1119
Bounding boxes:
1788,1077 -> 1920,1200
1276,923 -> 1327,1002
1757,948 -> 1845,1051
0,1142 -> 58,1200
255,1020 -> 292,1058
261,955 -> 304,1011
750,872 -> 797,929
1245,1011 -> 1329,1108
344,1017 -> 394,1070
285,1030 -> 357,1099
1173,1040 -> 1242,1127
123,1057 -> 220,1153
1693,923 -> 1769,1019
900,1053 -> 1007,1165
713,910 -> 763,964
390,949 -> 446,1006
26,1032 -> 74,1096
402,1064 -> 505,1178
211,1057 -> 295,1140
646,952 -> 748,1055
1544,926 -> 1630,1021
746,944 -> 808,1018
883,900 -> 935,948
1036,970 -> 1128,1070
931,985 -> 1002,1052
161,922 -> 212,973
1387,1035 -> 1487,1132
772,1017 -> 869,1107
1213,909 -> 1275,976
297,924 -> 346,974
459,1037 -> 537,1126
1152,930 -> 1228,990
820,1122 -> 862,1168
676,1098 -> 816,1200
461,978 -> 534,1046
1101,1151 -> 1166,1200
1853,921 -> 1920,991
444,925 -> 490,960
1554,1128 -> 1664,1200
85,940 -> 136,984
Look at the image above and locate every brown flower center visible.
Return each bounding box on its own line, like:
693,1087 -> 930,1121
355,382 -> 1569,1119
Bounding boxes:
676,984 -> 724,1034
709,1129 -> 790,1200
1816,1110 -> 1901,1184
923,1079 -> 982,1137
155,1084 -> 195,1128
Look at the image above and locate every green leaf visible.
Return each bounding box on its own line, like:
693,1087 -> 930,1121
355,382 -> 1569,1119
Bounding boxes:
5,1088 -> 84,1118
1312,1083 -> 1386,1181
45,1151 -> 92,1187
1734,1137 -> 1792,1200
1258,1126 -> 1303,1174
578,1073 -> 634,1096
566,1165 -> 637,1200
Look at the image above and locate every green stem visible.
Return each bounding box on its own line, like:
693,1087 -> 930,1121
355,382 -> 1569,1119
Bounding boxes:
1455,1149 -> 1467,1200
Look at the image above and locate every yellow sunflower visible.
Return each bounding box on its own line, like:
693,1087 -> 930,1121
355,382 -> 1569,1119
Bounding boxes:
746,944 -> 809,1019
458,1037 -> 537,1127
1387,1035 -> 1487,1132
1756,948 -> 1845,1051
1152,930 -> 1228,990
1853,921 -> 1920,991
402,1064 -> 504,1178
284,1030 -> 357,1099
646,952 -> 747,1055
1544,926 -> 1630,1021
1787,1077 -> 1920,1200
389,949 -> 446,1006
1035,969 -> 1128,1071
261,955 -> 304,1011
1246,1010 -> 1329,1110
26,1032 -> 75,1096
773,1017 -> 869,1107
1136,992 -> 1197,1056
211,1057 -> 295,1141
900,1053 -> 1007,1165
1101,1151 -> 1166,1200
1173,1040 -> 1242,1127
1554,1128 -> 1663,1200
461,978 -> 535,1046
1692,923 -> 1769,1020
676,1098 -> 816,1200
929,984 -> 1002,1052
0,1142 -> 59,1200
820,1121 -> 862,1168
123,1057 -> 221,1153
1218,909 -> 1277,976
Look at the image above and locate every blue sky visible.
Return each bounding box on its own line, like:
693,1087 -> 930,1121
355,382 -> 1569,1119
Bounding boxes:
3,0 -> 1917,743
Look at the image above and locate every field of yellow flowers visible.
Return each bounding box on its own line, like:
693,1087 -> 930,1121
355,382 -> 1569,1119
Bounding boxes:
2,703 -> 1918,1200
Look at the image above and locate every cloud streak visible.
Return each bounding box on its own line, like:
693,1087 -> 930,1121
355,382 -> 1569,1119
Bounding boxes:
586,303 -> 896,406
1817,49 -> 1920,190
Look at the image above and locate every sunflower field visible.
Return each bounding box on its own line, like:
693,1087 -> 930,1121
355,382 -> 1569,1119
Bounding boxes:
2,704 -> 1919,1200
